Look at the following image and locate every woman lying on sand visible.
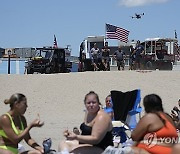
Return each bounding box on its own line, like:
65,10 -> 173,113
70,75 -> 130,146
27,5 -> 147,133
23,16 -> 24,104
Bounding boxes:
58,91 -> 113,154
0,93 -> 44,154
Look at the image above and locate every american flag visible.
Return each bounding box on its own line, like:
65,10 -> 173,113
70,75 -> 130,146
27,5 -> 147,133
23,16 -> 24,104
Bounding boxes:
175,30 -> 177,39
53,35 -> 58,48
174,30 -> 180,60
106,23 -> 130,43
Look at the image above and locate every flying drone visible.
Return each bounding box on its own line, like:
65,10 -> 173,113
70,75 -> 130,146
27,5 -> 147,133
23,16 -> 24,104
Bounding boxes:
131,13 -> 144,19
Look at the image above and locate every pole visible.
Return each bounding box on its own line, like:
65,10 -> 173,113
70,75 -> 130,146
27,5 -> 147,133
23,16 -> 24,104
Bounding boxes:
105,23 -> 107,43
8,51 -> 11,74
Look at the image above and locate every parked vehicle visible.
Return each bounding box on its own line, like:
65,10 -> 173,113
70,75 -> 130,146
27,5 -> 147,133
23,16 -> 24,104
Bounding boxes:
142,38 -> 178,70
25,47 -> 72,74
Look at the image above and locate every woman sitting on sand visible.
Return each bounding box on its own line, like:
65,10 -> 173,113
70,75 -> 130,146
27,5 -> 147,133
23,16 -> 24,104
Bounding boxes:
0,93 -> 44,154
59,91 -> 113,154
131,94 -> 178,154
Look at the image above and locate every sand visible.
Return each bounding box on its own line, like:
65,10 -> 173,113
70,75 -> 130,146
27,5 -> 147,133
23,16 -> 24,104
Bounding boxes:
0,70 -> 180,150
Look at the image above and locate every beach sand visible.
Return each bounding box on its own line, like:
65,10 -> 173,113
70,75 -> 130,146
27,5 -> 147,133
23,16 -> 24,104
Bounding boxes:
0,70 -> 180,150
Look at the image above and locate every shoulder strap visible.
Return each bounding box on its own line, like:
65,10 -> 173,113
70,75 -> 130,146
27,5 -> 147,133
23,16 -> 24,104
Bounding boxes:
19,116 -> 24,130
5,113 -> 19,134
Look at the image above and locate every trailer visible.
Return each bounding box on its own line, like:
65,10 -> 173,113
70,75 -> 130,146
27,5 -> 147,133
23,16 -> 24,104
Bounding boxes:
142,38 -> 178,70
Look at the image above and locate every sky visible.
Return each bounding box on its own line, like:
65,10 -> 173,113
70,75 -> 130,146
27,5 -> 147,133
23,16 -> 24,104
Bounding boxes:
0,0 -> 179,56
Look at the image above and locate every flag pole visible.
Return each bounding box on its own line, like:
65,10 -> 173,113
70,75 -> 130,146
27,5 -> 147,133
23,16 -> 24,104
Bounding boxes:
105,23 -> 107,43
175,30 -> 177,39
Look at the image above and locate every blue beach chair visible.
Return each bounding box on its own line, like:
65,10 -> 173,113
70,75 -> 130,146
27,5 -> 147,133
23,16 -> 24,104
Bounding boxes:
110,89 -> 142,146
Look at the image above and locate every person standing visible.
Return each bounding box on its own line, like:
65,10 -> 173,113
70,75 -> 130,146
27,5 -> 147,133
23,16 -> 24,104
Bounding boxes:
129,45 -> 136,70
113,46 -> 125,71
134,40 -> 144,70
101,42 -> 110,71
90,43 -> 101,71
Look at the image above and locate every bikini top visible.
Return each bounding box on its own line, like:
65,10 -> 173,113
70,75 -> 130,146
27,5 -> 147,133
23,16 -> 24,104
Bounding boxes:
155,113 -> 178,138
0,113 -> 24,138
80,122 -> 113,149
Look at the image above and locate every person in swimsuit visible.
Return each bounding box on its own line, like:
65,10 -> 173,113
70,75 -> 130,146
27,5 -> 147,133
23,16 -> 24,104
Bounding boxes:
0,93 -> 44,154
131,94 -> 178,154
58,91 -> 113,154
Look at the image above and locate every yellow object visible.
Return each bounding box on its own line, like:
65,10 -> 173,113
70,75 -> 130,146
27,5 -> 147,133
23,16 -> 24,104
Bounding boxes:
0,113 -> 24,154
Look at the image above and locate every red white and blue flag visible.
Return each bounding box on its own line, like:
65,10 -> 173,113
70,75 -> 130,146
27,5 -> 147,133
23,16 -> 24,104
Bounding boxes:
106,23 -> 130,43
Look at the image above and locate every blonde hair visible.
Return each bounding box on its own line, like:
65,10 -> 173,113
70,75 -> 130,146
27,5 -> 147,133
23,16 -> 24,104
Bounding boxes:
84,91 -> 101,105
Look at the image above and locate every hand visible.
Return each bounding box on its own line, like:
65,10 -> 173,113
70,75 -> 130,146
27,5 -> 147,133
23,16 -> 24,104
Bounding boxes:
173,106 -> 179,112
65,131 -> 77,140
31,119 -> 44,128
63,130 -> 70,137
171,112 -> 178,122
73,127 -> 80,135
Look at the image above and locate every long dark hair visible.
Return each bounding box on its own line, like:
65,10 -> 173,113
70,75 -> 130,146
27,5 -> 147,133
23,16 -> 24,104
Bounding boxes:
4,93 -> 26,109
143,94 -> 164,113
143,94 -> 165,124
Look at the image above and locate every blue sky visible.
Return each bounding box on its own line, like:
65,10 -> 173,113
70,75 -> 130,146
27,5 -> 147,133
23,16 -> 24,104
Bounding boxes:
0,0 -> 179,56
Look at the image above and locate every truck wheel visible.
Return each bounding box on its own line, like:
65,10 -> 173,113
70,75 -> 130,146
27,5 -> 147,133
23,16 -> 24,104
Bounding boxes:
45,67 -> 51,74
145,61 -> 153,70
27,68 -> 33,74
165,62 -> 173,70
167,62 -> 173,70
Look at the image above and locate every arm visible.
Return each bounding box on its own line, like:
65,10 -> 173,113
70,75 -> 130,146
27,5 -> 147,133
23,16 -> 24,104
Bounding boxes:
113,52 -> 116,60
22,117 -> 44,153
0,115 -> 43,145
67,113 -> 111,145
131,115 -> 151,141
0,115 -> 33,144
140,46 -> 145,55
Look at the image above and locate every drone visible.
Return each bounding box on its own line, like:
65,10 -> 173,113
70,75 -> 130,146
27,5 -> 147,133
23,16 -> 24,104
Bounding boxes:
131,13 -> 144,19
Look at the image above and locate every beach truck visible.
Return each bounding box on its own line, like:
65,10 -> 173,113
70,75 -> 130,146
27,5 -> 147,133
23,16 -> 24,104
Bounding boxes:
78,36 -> 106,71
25,47 -> 72,74
142,38 -> 178,70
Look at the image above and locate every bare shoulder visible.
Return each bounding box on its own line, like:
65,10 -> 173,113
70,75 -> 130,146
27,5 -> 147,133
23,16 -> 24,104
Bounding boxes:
96,110 -> 111,121
144,113 -> 160,118
0,114 -> 10,125
141,113 -> 160,122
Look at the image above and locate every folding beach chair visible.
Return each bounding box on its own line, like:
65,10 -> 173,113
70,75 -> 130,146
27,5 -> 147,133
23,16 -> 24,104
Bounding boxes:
110,89 -> 142,146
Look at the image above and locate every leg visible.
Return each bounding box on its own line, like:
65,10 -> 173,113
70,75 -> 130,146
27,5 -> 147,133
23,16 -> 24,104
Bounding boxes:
58,140 -> 79,153
0,149 -> 13,154
121,61 -> 125,70
20,150 -> 42,154
172,144 -> 180,154
131,147 -> 150,154
117,61 -> 120,71
102,59 -> 106,70
71,146 -> 103,154
93,59 -> 99,71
